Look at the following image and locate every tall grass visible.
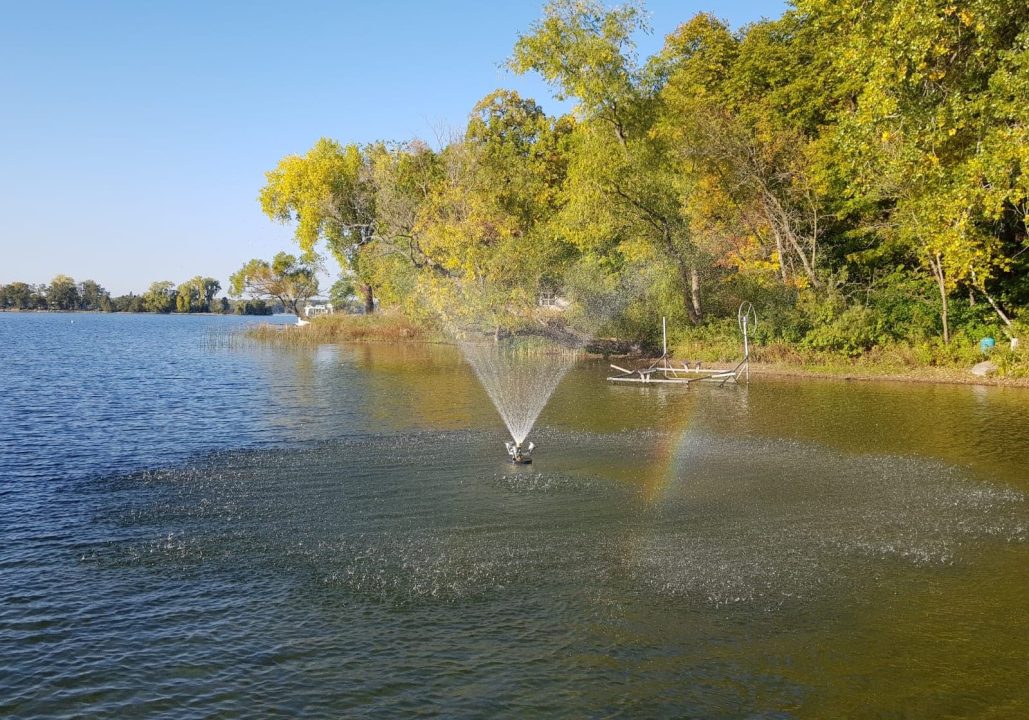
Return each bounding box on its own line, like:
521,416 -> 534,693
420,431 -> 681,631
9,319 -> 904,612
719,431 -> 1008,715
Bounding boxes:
243,312 -> 441,346
670,320 -> 1029,379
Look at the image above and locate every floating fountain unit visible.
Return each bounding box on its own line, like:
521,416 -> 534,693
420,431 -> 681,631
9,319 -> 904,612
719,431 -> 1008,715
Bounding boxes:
505,440 -> 535,464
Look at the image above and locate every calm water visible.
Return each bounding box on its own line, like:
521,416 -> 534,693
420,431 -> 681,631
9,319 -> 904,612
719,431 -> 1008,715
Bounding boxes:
2,312 -> 1028,718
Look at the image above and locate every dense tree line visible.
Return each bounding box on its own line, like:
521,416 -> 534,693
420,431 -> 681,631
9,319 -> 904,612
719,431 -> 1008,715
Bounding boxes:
0,275 -> 274,315
260,0 -> 1026,357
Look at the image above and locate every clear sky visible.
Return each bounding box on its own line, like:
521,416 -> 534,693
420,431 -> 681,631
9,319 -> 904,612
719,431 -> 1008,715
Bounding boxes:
0,0 -> 786,295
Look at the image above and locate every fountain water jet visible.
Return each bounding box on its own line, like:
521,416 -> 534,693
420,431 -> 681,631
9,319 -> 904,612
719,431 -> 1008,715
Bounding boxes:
458,338 -> 578,460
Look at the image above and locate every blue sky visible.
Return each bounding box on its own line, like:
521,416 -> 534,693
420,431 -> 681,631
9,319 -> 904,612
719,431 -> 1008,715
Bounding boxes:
0,0 -> 786,295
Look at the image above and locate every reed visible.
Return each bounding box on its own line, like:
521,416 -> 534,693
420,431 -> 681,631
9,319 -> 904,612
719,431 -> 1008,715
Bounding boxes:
244,312 -> 440,346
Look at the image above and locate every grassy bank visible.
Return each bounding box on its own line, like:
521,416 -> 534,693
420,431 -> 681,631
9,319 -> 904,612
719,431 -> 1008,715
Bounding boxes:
672,333 -> 1029,383
244,312 -> 443,346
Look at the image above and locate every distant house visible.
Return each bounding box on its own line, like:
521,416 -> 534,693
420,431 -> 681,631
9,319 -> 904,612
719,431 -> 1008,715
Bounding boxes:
537,293 -> 570,311
304,302 -> 334,318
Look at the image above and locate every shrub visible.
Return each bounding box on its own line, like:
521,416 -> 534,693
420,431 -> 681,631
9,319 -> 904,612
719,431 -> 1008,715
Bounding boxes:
801,305 -> 883,356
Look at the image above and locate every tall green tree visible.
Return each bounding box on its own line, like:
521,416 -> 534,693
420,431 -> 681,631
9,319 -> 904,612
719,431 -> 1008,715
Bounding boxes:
260,138 -> 445,313
47,274 -> 80,311
511,0 -> 706,323
78,280 -> 111,311
142,281 -> 175,313
112,293 -> 144,313
175,276 -> 220,313
2,282 -> 34,310
655,12 -> 831,292
414,91 -> 576,332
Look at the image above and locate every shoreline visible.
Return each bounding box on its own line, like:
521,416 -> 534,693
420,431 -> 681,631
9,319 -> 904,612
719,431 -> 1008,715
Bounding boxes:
584,356 -> 1029,389
743,363 -> 1029,389
29,312 -> 1019,389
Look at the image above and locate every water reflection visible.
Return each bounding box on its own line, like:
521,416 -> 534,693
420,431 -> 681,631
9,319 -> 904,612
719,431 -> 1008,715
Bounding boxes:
703,377 -> 1029,490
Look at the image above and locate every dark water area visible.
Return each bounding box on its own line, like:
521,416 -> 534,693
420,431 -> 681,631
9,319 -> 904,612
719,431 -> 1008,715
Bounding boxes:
2,312 -> 1028,718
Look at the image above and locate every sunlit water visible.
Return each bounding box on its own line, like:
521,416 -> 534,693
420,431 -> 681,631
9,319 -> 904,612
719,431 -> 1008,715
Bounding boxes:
2,312 -> 1028,718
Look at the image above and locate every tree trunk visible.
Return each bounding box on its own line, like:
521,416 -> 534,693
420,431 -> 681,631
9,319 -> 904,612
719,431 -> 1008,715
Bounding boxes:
678,262 -> 701,325
929,253 -> 949,345
690,265 -> 703,323
969,272 -> 1013,331
771,227 -> 788,283
363,284 -> 375,314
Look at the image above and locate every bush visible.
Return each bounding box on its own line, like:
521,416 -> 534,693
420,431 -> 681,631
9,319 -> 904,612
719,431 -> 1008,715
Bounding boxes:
801,305 -> 882,356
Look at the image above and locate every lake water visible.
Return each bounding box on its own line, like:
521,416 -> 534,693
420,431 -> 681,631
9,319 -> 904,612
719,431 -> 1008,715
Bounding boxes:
2,312 -> 1028,718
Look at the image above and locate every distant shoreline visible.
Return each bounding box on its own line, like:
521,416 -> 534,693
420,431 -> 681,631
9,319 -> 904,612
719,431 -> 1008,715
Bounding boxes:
0,308 -> 289,317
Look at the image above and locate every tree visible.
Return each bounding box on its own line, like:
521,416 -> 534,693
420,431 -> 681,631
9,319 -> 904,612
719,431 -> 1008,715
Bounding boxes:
511,0 -> 707,323
174,276 -> 220,313
175,280 -> 199,313
804,0 -> 1028,342
47,274 -> 80,311
413,91 -> 577,333
111,293 -> 144,312
200,277 -> 221,310
260,139 -> 379,312
654,13 -> 830,292
142,281 -> 175,313
29,285 -> 47,309
329,277 -> 355,311
510,0 -> 646,147
79,280 -> 111,311
234,299 -> 272,315
260,138 -> 445,313
229,252 -> 319,319
2,282 -> 33,310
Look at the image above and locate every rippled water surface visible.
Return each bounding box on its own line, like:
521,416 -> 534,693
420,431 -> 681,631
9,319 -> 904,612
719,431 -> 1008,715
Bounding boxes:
2,312 -> 1028,718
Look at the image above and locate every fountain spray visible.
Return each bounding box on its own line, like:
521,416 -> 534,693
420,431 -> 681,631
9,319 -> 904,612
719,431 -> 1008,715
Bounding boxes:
458,339 -> 576,464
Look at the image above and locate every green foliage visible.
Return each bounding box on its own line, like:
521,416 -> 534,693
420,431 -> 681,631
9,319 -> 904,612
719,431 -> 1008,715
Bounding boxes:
509,0 -> 646,117
78,280 -> 111,311
110,293 -> 144,313
234,299 -> 272,316
142,281 -> 175,313
329,277 -> 356,310
801,306 -> 882,356
245,0 -> 1026,367
1,282 -> 36,309
47,275 -> 80,311
175,276 -> 220,313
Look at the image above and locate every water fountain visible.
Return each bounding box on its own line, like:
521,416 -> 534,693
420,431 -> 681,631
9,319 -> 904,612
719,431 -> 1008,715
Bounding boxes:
458,338 -> 578,462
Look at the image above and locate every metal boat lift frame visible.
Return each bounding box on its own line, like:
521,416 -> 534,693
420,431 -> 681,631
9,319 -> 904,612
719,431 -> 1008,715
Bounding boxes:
607,303 -> 756,386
